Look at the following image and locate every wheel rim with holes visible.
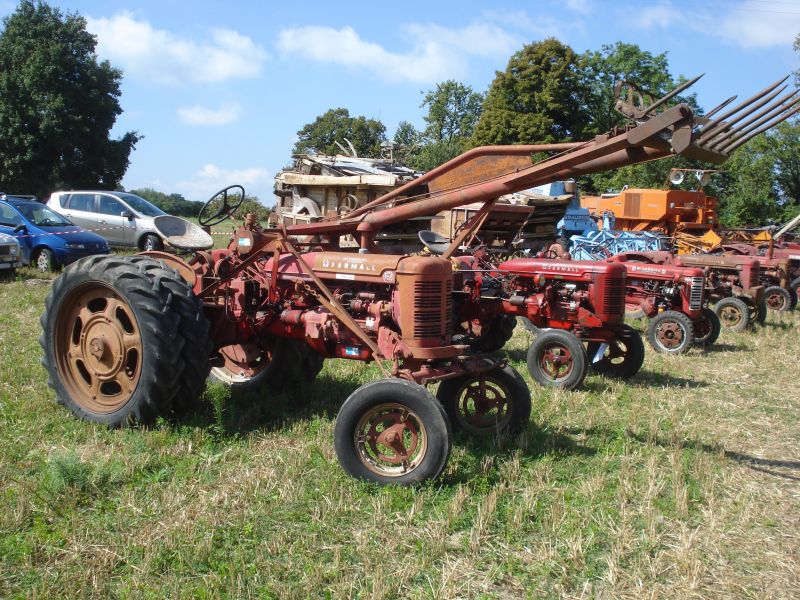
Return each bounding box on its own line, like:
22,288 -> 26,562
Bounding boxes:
37,252 -> 50,271
765,291 -> 788,311
53,282 -> 142,414
354,403 -> 427,477
539,343 -> 575,382
655,319 -> 685,350
452,376 -> 511,434
719,305 -> 743,328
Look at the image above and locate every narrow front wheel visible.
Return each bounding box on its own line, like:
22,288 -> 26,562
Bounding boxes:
693,307 -> 721,348
714,297 -> 750,332
526,329 -> 588,390
334,379 -> 452,485
647,310 -> 694,355
587,325 -> 645,380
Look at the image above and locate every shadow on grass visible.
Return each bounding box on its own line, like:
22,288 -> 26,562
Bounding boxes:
179,373 -> 359,436
629,370 -> 709,389
620,429 -> 800,482
759,321 -> 795,331
703,343 -> 748,353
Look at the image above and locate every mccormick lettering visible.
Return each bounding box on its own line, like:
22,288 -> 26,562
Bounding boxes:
630,265 -> 667,274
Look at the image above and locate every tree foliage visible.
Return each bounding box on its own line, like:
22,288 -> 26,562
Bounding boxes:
393,80 -> 484,171
471,38 -> 590,146
0,1 -> 140,198
130,188 -> 203,218
293,108 -> 386,157
714,119 -> 800,226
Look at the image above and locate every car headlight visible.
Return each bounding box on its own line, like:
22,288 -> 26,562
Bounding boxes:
9,246 -> 17,255
65,243 -> 86,250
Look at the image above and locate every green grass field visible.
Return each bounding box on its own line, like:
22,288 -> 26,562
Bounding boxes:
1,265 -> 798,598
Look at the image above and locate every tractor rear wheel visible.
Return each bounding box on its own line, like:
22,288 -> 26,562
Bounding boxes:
461,314 -> 516,353
126,256 -> 211,415
334,379 -> 452,485
436,365 -> 531,436
714,297 -> 750,332
693,307 -> 721,348
40,255 -> 199,426
587,325 -> 645,380
526,329 -> 588,390
763,285 -> 792,312
751,300 -> 767,325
790,277 -> 800,308
647,310 -> 694,355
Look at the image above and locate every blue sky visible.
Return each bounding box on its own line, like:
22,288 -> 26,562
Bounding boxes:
1,0 -> 798,203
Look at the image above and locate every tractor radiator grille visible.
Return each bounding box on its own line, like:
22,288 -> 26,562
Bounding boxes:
413,280 -> 452,339
689,276 -> 704,310
602,275 -> 626,317
0,244 -> 11,258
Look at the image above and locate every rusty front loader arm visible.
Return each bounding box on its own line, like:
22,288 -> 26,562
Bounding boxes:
281,76 -> 797,249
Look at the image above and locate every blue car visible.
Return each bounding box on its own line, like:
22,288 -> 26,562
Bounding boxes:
0,197 -> 110,271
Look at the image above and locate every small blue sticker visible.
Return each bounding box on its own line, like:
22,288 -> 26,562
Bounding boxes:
345,346 -> 360,357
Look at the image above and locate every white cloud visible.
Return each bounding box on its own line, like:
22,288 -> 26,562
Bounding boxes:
565,0 -> 593,14
276,21 -> 521,84
175,164 -> 272,202
629,1 -> 800,49
177,103 -> 242,126
86,12 -> 268,85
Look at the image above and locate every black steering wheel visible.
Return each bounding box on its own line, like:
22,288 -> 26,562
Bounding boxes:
198,185 -> 246,227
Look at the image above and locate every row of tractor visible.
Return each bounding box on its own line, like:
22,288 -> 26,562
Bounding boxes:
39,76 -> 799,485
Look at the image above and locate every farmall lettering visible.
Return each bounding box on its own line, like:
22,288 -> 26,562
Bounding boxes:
321,257 -> 377,273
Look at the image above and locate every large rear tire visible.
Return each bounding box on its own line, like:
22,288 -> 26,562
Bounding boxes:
693,307 -> 721,348
436,365 -> 531,436
334,379 -> 452,485
526,329 -> 588,391
587,324 -> 645,380
39,255 -> 194,426
714,297 -> 750,332
646,310 -> 694,355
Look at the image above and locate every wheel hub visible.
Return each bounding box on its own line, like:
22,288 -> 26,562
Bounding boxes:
656,321 -> 683,349
541,346 -> 574,380
355,403 -> 426,476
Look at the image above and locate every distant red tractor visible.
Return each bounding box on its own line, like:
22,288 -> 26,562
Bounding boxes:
713,243 -> 797,312
608,251 -> 765,332
448,246 -> 643,391
606,257 -> 718,353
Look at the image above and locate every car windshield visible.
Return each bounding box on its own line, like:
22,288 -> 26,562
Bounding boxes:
15,203 -> 72,227
115,193 -> 166,217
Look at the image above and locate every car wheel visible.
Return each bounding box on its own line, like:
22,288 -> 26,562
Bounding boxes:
142,234 -> 163,252
34,248 -> 56,272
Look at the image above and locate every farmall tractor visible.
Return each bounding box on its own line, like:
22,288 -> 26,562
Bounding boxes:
606,258 -> 716,354
40,76 -> 795,484
609,251 -> 765,332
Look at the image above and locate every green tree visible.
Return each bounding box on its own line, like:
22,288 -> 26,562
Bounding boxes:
293,108 -> 386,157
795,33 -> 799,84
715,119 -> 800,226
0,1 -> 140,198
471,38 -> 591,146
392,120 -> 422,166
130,188 -> 204,217
410,80 -> 483,171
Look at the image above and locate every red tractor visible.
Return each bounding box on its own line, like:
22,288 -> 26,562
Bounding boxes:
39,76 -> 793,484
713,243 -> 796,312
447,247 -> 641,391
608,251 -> 765,332
606,257 -> 717,354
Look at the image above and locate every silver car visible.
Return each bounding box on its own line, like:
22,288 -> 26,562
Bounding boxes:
0,231 -> 22,275
47,191 -> 170,251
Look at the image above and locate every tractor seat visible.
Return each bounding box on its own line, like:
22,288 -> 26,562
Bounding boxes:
419,230 -> 450,255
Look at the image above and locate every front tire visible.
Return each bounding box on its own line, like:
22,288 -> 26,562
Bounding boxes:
461,314 -> 516,353
526,329 -> 588,390
436,365 -> 531,436
142,234 -> 163,252
693,307 -> 721,348
39,256 -> 189,426
334,379 -> 452,485
714,296 -> 750,332
646,310 -> 694,355
587,324 -> 645,380
34,248 -> 56,272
